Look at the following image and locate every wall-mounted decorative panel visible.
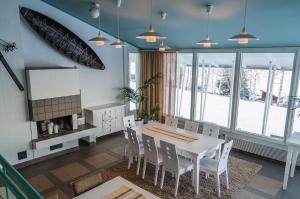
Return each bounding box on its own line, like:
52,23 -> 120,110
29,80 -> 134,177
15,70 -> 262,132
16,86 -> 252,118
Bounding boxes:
28,94 -> 81,121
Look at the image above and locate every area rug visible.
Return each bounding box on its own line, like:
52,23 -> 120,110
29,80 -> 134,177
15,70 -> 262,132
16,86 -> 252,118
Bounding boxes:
101,156 -> 262,199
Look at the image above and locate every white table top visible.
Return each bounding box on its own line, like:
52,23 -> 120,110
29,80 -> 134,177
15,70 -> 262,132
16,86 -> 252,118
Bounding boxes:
133,122 -> 225,157
73,176 -> 161,199
287,132 -> 300,146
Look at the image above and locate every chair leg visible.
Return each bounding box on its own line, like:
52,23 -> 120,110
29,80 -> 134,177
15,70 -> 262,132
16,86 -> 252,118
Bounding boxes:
142,159 -> 147,179
128,155 -> 132,169
160,166 -> 165,189
124,142 -> 128,157
154,165 -> 159,186
174,174 -> 180,197
216,174 -> 221,198
136,156 -> 142,175
225,170 -> 229,189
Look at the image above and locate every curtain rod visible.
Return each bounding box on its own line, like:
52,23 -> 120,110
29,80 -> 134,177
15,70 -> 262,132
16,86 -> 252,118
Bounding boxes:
139,49 -> 179,52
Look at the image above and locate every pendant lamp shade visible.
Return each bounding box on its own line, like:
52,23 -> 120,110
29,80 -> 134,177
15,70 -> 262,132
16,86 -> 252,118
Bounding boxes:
158,40 -> 169,51
228,27 -> 258,44
89,31 -> 110,46
196,35 -> 218,48
137,25 -> 166,43
111,38 -> 125,48
229,0 -> 258,44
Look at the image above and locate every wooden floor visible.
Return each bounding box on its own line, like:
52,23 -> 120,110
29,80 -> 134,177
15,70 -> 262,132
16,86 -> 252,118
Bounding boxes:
18,133 -> 300,199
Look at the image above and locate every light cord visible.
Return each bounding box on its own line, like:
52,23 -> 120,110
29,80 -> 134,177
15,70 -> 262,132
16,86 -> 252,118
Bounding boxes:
243,0 -> 248,28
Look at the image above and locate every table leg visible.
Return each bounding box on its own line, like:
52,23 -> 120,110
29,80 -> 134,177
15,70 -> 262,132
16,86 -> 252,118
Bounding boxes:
290,151 -> 298,178
283,148 -> 293,190
193,155 -> 200,194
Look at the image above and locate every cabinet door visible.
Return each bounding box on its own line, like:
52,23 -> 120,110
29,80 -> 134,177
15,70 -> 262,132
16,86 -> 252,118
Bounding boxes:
95,111 -> 105,137
115,107 -> 125,131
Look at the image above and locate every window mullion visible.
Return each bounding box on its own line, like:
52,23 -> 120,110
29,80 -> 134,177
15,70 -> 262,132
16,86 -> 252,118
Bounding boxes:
284,50 -> 300,141
190,52 -> 198,121
230,51 -> 242,131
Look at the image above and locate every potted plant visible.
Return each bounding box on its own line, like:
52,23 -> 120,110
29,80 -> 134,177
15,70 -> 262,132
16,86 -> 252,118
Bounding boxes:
121,74 -> 160,125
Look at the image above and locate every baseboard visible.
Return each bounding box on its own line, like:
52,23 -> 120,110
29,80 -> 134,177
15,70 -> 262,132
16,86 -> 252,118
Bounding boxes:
14,147 -> 79,169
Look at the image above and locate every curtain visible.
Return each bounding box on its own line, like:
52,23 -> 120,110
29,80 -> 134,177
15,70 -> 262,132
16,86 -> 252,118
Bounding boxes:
140,51 -> 164,121
163,52 -> 177,117
140,51 -> 177,122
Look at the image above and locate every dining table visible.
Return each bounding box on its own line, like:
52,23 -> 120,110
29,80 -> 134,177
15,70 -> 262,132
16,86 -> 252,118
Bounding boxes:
73,176 -> 161,199
132,121 -> 225,194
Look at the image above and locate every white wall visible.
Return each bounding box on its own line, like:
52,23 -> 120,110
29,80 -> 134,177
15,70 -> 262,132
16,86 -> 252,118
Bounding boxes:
19,0 -> 138,108
0,0 -> 33,165
0,0 -> 137,165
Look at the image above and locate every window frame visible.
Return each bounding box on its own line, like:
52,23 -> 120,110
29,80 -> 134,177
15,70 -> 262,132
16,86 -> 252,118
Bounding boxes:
178,47 -> 300,142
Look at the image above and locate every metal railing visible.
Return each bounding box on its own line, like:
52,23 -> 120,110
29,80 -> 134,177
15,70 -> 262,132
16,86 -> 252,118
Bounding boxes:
0,155 -> 43,199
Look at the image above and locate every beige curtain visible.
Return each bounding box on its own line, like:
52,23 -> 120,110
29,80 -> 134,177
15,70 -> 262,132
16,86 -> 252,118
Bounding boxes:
163,52 -> 177,117
140,51 -> 177,122
140,51 -> 164,121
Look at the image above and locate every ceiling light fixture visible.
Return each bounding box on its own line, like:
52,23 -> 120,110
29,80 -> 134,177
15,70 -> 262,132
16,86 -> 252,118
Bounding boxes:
158,40 -> 169,52
136,0 -> 166,43
228,0 -> 258,44
111,1 -> 125,48
196,4 -> 217,48
89,2 -> 100,18
88,2 -> 110,46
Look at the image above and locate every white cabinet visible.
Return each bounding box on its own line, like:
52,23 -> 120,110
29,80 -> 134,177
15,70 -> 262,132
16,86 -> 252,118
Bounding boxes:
84,103 -> 125,138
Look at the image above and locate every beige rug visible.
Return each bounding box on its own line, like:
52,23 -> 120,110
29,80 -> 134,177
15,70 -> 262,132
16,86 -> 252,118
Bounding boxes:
101,156 -> 262,199
51,162 -> 90,182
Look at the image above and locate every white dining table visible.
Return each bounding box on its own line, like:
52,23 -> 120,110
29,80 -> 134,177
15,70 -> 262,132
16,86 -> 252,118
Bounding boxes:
132,122 -> 225,194
73,176 -> 161,199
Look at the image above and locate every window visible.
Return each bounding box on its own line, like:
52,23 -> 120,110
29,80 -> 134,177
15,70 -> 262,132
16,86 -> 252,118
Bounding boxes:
195,53 -> 236,127
128,53 -> 140,111
293,78 -> 300,133
236,53 -> 294,138
175,53 -> 193,119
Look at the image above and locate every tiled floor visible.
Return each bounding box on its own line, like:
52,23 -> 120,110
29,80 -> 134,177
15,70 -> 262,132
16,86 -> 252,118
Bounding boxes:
18,133 -> 300,199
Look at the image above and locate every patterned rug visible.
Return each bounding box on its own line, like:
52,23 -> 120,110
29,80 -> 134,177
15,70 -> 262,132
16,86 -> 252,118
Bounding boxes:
101,156 -> 262,199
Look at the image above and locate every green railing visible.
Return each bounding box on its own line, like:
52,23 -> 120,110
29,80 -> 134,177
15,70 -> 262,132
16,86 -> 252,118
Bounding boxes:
0,155 -> 43,199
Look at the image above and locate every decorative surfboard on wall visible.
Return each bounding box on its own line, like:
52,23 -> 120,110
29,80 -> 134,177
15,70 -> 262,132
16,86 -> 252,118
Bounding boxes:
20,7 -> 105,70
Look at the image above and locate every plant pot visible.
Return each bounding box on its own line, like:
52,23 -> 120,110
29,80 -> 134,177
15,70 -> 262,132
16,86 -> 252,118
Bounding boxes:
135,119 -> 144,126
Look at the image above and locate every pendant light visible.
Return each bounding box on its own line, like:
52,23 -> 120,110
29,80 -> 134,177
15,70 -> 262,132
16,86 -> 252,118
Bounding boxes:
196,4 -> 217,48
88,3 -> 110,46
158,40 -> 170,52
228,0 -> 258,44
136,0 -> 166,43
111,1 -> 125,48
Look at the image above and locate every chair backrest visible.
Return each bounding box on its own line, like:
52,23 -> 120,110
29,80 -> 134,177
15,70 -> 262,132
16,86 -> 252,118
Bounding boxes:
218,140 -> 233,172
184,120 -> 199,133
142,134 -> 159,164
165,116 -> 178,128
202,123 -> 220,138
123,115 -> 136,129
127,127 -> 141,156
160,140 -> 179,173
72,171 -> 103,196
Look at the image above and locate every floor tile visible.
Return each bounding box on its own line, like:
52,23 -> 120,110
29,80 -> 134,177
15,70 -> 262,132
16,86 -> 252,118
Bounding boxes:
248,174 -> 282,197
27,174 -> 54,193
43,189 -> 70,199
84,152 -> 118,168
50,162 -> 90,182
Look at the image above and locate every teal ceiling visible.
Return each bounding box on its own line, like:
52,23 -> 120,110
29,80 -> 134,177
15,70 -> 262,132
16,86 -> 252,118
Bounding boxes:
42,0 -> 300,49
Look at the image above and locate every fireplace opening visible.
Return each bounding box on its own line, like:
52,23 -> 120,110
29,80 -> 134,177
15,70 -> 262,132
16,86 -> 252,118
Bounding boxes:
37,115 -> 73,138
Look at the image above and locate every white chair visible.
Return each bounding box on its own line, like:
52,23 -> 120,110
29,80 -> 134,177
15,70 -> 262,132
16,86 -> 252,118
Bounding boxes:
165,116 -> 178,128
184,120 -> 199,133
199,140 -> 233,198
202,123 -> 220,159
141,134 -> 162,186
160,140 -> 193,196
122,115 -> 136,156
127,128 -> 144,175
